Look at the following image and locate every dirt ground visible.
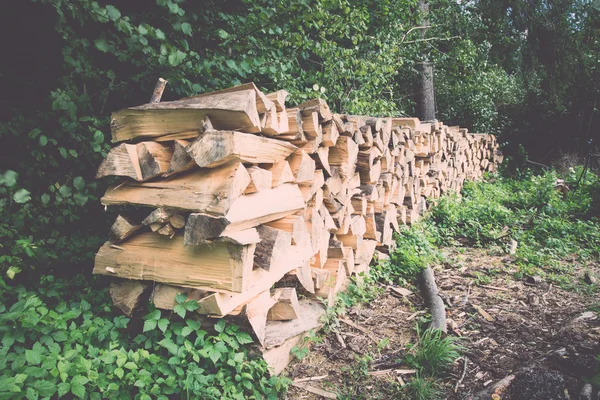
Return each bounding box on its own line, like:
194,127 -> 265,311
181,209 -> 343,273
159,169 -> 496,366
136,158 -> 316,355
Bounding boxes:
283,247 -> 600,399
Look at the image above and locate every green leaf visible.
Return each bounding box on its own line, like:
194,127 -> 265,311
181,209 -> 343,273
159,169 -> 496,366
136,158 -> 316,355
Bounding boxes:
71,382 -> 85,399
158,338 -> 179,356
28,128 -> 42,139
217,29 -> 229,39
114,367 -> 124,379
146,309 -> 161,321
173,304 -> 186,319
186,319 -> 201,330
226,59 -> 237,70
168,50 -> 187,66
57,382 -> 70,397
143,319 -> 157,332
59,147 -> 68,158
184,300 -> 199,312
157,318 -> 169,333
26,387 -> 38,400
93,130 -> 104,144
51,330 -> 68,342
181,22 -> 192,36
39,135 -> 48,147
214,319 -> 226,333
71,375 -> 89,386
41,193 -> 50,204
123,362 -> 137,370
99,353 -> 116,364
14,188 -> 31,204
155,29 -> 166,40
33,380 -> 56,397
2,170 -> 18,187
235,331 -> 253,345
175,293 -> 188,304
58,185 -> 72,197
68,149 -> 78,158
73,177 -> 85,190
208,346 -> 221,364
181,326 -> 193,337
94,38 -> 109,52
7,266 -> 22,280
25,348 -> 42,365
105,5 -> 121,21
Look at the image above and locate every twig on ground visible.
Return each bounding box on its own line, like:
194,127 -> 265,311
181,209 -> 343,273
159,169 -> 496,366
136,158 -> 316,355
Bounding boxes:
454,356 -> 468,392
291,382 -> 337,399
338,318 -> 380,343
293,374 -> 329,383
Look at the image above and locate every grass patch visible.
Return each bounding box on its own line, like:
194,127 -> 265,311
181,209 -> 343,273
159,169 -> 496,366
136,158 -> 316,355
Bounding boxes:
404,326 -> 464,377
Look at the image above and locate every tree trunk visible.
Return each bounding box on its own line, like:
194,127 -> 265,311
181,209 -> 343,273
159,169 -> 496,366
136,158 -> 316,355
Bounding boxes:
417,0 -> 436,122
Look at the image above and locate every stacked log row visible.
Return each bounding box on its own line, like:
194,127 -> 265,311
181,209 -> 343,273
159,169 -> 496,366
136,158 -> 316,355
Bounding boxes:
93,83 -> 502,373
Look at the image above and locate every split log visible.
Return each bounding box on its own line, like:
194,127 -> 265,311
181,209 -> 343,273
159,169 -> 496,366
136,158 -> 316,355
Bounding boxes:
186,131 -> 296,168
163,139 -> 195,178
322,121 -> 339,147
297,98 -> 333,122
96,142 -> 173,181
101,162 -> 251,214
266,90 -> 288,111
263,161 -> 295,187
287,150 -> 316,183
267,287 -> 301,321
184,184 -> 305,244
109,215 -> 142,244
94,233 -> 256,292
254,225 -> 292,271
110,280 -> 149,316
244,166 -> 273,194
185,82 -> 273,114
111,89 -> 262,142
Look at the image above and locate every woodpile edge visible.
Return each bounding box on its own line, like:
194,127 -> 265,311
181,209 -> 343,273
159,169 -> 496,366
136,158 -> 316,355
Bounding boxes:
93,81 -> 503,374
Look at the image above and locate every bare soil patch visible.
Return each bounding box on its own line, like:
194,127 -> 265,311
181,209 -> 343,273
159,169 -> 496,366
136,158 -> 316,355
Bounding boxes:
284,247 -> 600,399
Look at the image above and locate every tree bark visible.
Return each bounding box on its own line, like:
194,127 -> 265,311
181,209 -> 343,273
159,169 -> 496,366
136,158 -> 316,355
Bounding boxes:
417,0 -> 436,122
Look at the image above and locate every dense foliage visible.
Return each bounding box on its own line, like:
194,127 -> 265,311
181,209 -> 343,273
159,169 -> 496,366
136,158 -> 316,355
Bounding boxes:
0,275 -> 287,399
6,0 -> 596,277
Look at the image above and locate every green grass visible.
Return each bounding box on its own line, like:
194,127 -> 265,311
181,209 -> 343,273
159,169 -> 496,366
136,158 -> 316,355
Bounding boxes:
404,326 -> 464,378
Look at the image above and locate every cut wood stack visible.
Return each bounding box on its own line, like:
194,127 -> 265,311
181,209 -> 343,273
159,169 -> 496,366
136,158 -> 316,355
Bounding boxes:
93,82 -> 502,374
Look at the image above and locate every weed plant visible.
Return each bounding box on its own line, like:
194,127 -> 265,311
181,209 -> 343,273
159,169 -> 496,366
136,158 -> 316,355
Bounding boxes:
0,275 -> 288,399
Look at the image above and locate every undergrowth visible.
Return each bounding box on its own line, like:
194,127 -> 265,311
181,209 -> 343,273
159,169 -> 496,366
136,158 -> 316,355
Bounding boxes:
327,166 -> 599,399
0,275 -> 288,399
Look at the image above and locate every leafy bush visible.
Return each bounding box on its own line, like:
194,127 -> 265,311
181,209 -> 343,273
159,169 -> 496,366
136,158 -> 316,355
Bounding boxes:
0,275 -> 287,399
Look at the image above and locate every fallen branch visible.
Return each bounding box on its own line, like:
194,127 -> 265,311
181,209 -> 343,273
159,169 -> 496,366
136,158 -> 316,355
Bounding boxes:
291,382 -> 337,399
368,368 -> 417,376
465,374 -> 515,400
454,356 -> 468,392
419,266 -> 447,333
293,374 -> 329,383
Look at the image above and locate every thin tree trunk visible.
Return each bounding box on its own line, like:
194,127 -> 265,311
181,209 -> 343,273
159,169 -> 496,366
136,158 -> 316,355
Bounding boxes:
417,0 -> 436,121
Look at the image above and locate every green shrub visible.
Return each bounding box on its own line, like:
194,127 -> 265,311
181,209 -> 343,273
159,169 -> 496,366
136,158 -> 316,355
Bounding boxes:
0,275 -> 288,399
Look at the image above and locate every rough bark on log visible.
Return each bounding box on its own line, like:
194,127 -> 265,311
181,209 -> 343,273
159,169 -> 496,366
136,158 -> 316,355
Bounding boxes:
419,266 -> 447,333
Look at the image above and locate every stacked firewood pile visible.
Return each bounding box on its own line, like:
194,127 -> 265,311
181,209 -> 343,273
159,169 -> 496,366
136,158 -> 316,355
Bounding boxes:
93,82 -> 502,373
